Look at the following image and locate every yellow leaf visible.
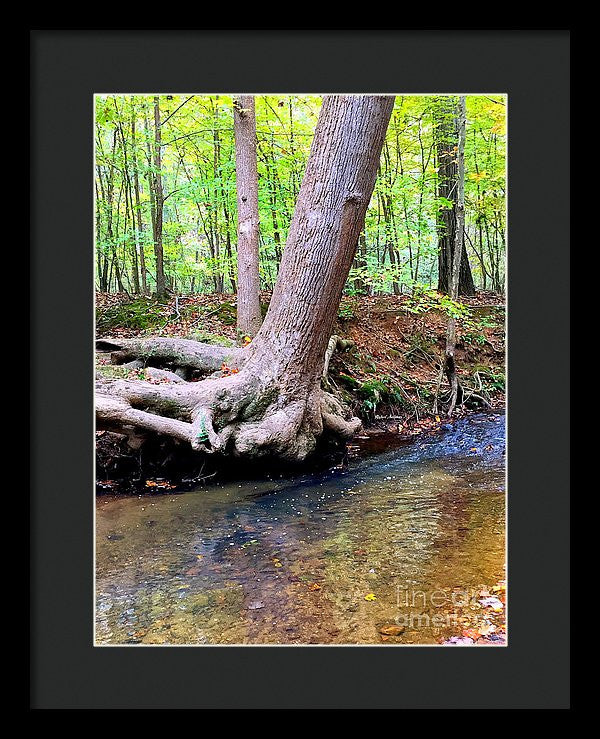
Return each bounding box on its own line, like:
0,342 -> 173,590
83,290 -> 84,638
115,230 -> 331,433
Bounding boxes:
364,593 -> 377,602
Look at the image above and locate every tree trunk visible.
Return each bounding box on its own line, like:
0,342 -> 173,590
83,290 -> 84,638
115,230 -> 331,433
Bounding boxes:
211,98 -> 224,294
152,97 -> 167,299
353,232 -> 367,293
234,95 -> 262,336
131,110 -> 148,295
435,96 -> 476,297
444,96 -> 467,416
96,95 -> 394,462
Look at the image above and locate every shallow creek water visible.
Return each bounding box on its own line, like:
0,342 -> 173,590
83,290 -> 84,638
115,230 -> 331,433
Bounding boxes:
96,412 -> 505,645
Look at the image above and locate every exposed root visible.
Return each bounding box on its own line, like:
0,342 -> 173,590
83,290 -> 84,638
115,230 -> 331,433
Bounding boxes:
96,335 -> 363,463
96,337 -> 245,377
96,394 -> 195,445
321,391 -> 362,438
322,335 -> 355,390
144,367 -> 187,383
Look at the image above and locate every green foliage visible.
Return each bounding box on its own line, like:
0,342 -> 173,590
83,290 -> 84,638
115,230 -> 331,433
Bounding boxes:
95,94 -> 505,297
473,367 -> 505,391
338,304 -> 355,321
404,287 -> 471,320
357,376 -> 406,418
463,331 -> 487,346
462,309 -> 504,339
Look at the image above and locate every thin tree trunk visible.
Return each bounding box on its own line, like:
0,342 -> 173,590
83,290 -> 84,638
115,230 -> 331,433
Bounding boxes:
444,96 -> 467,416
143,111 -> 157,294
131,108 -> 148,295
114,100 -> 140,294
258,147 -> 283,263
219,165 -> 236,294
233,95 -> 262,336
152,96 -> 167,299
212,98 -> 224,293
353,232 -> 367,293
95,174 -> 109,291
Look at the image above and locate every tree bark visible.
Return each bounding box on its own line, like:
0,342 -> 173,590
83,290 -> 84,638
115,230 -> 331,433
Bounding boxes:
353,232 -> 367,293
234,95 -> 262,336
131,109 -> 148,295
435,96 -> 476,297
444,96 -> 467,416
96,95 -> 395,462
152,97 -> 167,299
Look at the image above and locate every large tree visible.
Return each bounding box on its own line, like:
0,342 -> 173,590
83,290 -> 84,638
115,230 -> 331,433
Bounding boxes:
96,95 -> 395,462
435,96 -> 475,297
233,95 -> 262,336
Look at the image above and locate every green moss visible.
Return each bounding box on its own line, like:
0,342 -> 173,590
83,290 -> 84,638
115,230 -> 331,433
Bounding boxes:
241,385 -> 279,420
152,397 -> 184,418
96,365 -> 137,380
186,331 -> 234,347
96,298 -> 164,331
215,302 -> 237,326
337,373 -> 361,389
407,331 -> 434,353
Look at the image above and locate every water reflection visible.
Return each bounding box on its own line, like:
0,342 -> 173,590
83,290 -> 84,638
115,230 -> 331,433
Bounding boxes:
96,413 -> 505,644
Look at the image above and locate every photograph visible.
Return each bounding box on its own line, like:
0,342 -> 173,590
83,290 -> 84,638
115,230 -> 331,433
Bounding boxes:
94,92 -> 507,646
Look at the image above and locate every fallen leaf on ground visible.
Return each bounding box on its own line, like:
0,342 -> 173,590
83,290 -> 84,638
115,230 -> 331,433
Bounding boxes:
378,624 -> 405,636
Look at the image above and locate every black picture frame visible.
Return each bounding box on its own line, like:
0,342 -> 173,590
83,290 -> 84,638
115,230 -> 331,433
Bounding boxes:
31,29 -> 570,710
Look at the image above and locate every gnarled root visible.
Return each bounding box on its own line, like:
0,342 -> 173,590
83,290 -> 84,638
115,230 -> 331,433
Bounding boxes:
322,335 -> 355,390
96,337 -> 245,378
96,335 -> 362,463
96,394 -> 195,445
320,390 -> 362,438
97,370 -> 361,463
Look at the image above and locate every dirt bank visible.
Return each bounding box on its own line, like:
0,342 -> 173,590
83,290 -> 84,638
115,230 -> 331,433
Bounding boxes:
95,291 -> 505,493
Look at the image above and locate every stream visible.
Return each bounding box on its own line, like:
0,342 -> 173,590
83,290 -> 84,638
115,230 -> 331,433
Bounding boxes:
96,412 -> 506,645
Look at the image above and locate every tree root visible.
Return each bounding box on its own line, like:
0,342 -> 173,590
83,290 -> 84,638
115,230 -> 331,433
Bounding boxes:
96,394 -> 195,445
321,390 -> 362,438
96,337 -> 245,377
321,335 -> 355,390
96,335 -> 362,462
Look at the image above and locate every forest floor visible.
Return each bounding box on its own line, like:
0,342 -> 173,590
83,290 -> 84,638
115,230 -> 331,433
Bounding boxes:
95,290 -> 505,491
